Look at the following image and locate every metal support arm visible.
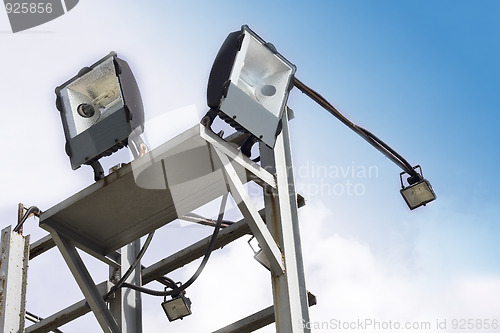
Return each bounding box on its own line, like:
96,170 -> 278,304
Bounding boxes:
214,148 -> 284,276
50,230 -> 121,333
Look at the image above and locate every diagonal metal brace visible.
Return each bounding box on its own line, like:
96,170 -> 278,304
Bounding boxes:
50,230 -> 121,333
201,125 -> 276,188
213,147 -> 284,276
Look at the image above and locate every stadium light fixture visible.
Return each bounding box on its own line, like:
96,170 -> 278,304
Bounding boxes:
55,52 -> 144,180
204,25 -> 296,155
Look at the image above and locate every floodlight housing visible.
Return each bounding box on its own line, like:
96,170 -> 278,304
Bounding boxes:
254,249 -> 271,271
400,166 -> 436,210
55,52 -> 144,170
161,294 -> 192,322
248,236 -> 271,271
207,25 -> 296,148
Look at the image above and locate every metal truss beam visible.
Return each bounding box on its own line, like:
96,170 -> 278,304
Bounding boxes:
212,292 -> 317,333
200,126 -> 276,189
29,234 -> 55,259
25,282 -> 110,333
142,217 -> 252,285
214,148 -> 284,276
50,230 -> 120,333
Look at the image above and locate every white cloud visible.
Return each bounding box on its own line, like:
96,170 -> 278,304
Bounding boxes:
298,201 -> 500,332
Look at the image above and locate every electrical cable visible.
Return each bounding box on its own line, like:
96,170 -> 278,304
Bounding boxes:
105,231 -> 155,301
14,206 -> 41,233
168,192 -> 228,295
293,77 -> 420,179
157,276 -> 178,289
117,193 -> 229,297
139,265 -> 178,289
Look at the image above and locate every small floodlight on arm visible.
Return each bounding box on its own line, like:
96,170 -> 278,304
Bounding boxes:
293,78 -> 436,209
55,52 -> 144,181
400,166 -> 436,210
204,25 -> 296,155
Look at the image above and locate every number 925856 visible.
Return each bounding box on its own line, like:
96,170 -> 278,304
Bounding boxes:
5,2 -> 53,14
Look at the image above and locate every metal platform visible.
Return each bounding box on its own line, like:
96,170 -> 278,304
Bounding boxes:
39,124 -> 260,256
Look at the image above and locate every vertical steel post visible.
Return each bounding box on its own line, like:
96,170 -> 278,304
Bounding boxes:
0,226 -> 30,333
261,110 -> 311,332
110,240 -> 142,333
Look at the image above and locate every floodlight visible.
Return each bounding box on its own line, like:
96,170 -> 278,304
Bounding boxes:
248,236 -> 270,271
55,52 -> 144,180
205,25 -> 296,150
161,293 -> 192,322
293,78 -> 437,210
400,166 -> 436,210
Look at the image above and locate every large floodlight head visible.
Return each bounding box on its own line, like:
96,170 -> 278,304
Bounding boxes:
206,25 -> 296,148
55,52 -> 144,171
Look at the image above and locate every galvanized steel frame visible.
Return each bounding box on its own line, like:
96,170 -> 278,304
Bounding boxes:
3,118 -> 311,332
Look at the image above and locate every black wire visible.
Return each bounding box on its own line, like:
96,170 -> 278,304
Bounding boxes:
171,192 -> 228,294
357,127 -> 415,173
105,231 -> 155,301
139,265 -> 178,289
293,77 -> 420,179
14,206 -> 41,233
120,282 -> 173,297
117,193 -> 229,297
157,276 -> 178,289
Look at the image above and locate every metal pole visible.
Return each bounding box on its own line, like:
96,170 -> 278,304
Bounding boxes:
0,226 -> 30,333
110,240 -> 143,332
261,110 -> 311,332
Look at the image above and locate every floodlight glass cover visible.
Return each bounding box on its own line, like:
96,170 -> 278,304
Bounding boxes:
254,249 -> 271,271
207,25 -> 296,148
162,294 -> 192,321
401,179 -> 436,210
55,52 -> 144,170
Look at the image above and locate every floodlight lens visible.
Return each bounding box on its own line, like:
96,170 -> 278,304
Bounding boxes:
401,179 -> 436,210
230,33 -> 294,118
207,26 -> 296,148
77,103 -> 96,118
162,295 -> 192,321
59,57 -> 125,139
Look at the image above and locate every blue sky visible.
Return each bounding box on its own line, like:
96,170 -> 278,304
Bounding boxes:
1,1 -> 499,332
